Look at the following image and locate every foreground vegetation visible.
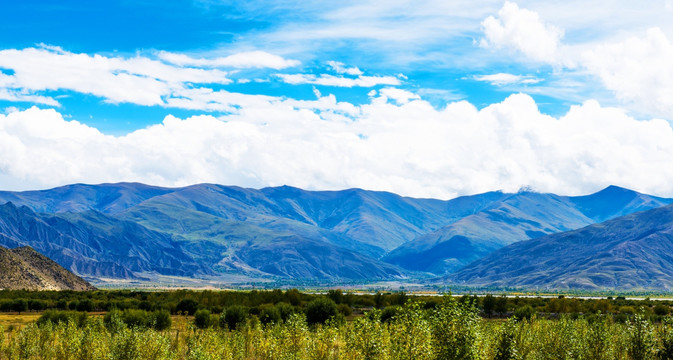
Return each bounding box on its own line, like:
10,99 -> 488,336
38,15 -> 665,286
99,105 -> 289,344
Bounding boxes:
1,295 -> 673,359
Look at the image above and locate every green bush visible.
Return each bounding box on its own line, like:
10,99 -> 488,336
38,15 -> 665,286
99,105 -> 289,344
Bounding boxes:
175,298 -> 199,316
37,310 -> 89,327
654,304 -> 671,316
103,308 -> 172,331
627,312 -> 656,360
431,296 -> 480,360
276,302 -> 295,322
152,309 -> 172,331
194,309 -> 211,329
305,297 -> 337,325
258,304 -> 281,325
337,303 -> 353,317
380,305 -> 401,323
514,305 -> 536,320
222,305 -> 247,330
494,318 -> 518,360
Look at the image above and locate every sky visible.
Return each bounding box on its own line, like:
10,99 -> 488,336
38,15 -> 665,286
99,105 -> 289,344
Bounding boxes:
1,0 -> 673,199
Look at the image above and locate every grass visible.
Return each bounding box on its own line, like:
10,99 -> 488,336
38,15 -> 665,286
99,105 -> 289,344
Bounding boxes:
0,313 -> 41,330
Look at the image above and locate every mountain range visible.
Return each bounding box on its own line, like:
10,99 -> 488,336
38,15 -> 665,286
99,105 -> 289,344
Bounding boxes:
449,203 -> 673,290
0,182 -> 671,288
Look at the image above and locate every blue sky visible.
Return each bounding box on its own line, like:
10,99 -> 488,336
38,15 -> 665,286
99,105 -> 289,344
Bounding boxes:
2,1 -> 673,198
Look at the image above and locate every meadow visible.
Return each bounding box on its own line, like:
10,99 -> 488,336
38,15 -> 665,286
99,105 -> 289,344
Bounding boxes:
1,290 -> 673,359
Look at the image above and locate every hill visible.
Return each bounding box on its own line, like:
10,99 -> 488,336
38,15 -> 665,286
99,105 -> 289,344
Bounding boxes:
0,202 -> 207,278
449,203 -> 673,290
384,187 -> 672,274
0,182 -> 671,283
0,246 -> 95,291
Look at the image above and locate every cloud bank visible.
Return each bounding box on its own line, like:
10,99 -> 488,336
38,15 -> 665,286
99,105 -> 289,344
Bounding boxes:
3,93 -> 673,199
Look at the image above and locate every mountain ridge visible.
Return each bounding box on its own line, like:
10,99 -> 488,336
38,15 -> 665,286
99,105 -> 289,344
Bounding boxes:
448,203 -> 673,290
1,183 -> 671,284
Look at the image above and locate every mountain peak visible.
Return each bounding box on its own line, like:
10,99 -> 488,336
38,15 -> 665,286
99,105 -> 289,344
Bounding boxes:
595,184 -> 634,195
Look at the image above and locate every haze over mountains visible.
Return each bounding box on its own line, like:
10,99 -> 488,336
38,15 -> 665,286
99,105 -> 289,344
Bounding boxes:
0,183 -> 671,289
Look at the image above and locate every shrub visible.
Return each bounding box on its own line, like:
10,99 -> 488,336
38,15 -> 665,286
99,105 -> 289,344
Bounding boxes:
494,318 -> 518,360
103,308 -> 172,331
222,305 -> 248,330
431,296 -> 480,360
654,304 -> 671,316
659,316 -> 673,360
627,312 -> 656,360
37,310 -> 89,327
380,306 -> 401,323
176,298 -> 199,316
194,309 -> 211,329
514,305 -> 536,321
305,298 -> 337,325
151,309 -> 172,331
76,299 -> 94,312
276,302 -> 295,322
337,303 -> 352,317
258,304 -> 281,325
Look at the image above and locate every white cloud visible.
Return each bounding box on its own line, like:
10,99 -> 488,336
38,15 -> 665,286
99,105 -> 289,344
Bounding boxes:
3,94 -> 673,199
0,88 -> 60,106
157,50 -> 300,69
472,73 -> 542,86
327,61 -> 363,75
377,87 -> 420,104
582,27 -> 673,117
480,1 -> 565,64
479,3 -> 673,118
0,46 -> 232,107
276,73 -> 401,87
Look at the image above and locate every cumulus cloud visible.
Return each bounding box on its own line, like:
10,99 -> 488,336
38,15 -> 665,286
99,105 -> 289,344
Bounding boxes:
472,73 -> 542,86
480,1 -> 565,64
3,94 -> 673,199
480,3 -> 673,118
276,73 -> 401,87
582,27 -> 673,117
157,50 -> 300,69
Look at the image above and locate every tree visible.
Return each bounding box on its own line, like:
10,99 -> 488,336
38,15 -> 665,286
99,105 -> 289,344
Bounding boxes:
305,298 -> 337,325
513,305 -> 535,320
176,298 -> 198,316
222,305 -> 247,330
12,299 -> 28,314
482,294 -> 496,317
258,304 -> 281,325
328,289 -> 344,304
194,309 -> 211,329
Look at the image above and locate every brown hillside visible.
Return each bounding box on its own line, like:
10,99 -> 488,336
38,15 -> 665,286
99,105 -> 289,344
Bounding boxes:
0,246 -> 95,291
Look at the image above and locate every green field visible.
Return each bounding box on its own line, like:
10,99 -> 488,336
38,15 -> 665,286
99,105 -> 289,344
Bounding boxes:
1,289 -> 673,359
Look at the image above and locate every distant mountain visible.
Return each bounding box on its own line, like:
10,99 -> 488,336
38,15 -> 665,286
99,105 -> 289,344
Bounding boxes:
0,182 -> 670,283
384,187 -> 672,274
0,245 -> 95,291
0,182 -> 173,214
0,202 -> 207,278
449,203 -> 673,290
